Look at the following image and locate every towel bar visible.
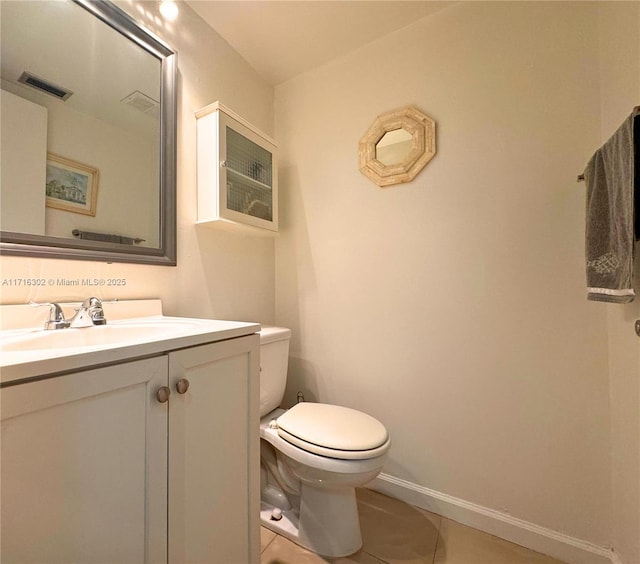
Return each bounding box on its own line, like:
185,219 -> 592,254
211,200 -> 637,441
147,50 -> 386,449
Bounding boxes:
577,106 -> 639,183
72,229 -> 145,245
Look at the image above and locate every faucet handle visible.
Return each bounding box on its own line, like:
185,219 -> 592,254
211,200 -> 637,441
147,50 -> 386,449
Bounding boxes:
29,301 -> 70,330
80,297 -> 107,325
80,297 -> 118,307
80,296 -> 102,308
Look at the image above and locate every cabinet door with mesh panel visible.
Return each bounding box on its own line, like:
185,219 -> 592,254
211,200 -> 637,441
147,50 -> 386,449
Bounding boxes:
218,110 -> 278,231
220,112 -> 278,231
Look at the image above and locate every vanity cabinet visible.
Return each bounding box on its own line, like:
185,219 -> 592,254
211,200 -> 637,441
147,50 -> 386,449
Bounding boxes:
196,101 -> 278,232
0,334 -> 260,564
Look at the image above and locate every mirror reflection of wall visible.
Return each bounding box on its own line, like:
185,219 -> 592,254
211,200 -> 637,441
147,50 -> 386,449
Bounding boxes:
0,90 -> 47,235
0,0 -> 161,248
375,128 -> 413,166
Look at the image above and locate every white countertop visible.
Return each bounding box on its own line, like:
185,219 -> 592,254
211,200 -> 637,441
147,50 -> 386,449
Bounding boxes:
0,300 -> 260,385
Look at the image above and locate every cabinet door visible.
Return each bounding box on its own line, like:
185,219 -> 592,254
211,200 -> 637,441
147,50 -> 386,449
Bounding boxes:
168,334 -> 260,564
219,111 -> 278,231
0,357 -> 168,564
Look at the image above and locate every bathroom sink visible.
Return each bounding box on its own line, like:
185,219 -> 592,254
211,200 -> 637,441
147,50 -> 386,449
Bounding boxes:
0,300 -> 260,385
0,319 -> 201,353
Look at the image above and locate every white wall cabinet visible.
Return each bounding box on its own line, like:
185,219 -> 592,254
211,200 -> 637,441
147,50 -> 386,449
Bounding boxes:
196,101 -> 278,232
0,335 -> 260,564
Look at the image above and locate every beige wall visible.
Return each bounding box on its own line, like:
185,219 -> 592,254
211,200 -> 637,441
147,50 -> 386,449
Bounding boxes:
0,90 -> 47,235
597,3 -> 640,563
0,0 -> 276,325
274,1 -> 613,547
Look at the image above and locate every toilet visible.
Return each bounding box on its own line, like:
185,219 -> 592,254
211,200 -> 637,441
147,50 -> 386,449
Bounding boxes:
259,327 -> 391,557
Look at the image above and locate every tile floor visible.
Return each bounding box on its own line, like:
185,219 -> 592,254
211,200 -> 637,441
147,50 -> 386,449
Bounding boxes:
260,488 -> 567,564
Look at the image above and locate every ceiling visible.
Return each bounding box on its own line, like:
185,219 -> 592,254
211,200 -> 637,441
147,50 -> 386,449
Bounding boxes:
186,1 -> 453,86
1,0 -> 160,138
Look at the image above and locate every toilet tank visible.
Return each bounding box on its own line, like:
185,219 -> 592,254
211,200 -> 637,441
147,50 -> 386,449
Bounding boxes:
259,326 -> 291,417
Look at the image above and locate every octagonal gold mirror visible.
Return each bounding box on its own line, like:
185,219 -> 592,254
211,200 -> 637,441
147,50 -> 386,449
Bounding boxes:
359,105 -> 436,187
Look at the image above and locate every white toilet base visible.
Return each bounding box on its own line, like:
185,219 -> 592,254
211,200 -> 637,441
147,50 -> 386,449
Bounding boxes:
260,483 -> 363,558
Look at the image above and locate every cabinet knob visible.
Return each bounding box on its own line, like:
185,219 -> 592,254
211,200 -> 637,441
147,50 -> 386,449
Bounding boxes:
176,378 -> 190,395
156,386 -> 171,403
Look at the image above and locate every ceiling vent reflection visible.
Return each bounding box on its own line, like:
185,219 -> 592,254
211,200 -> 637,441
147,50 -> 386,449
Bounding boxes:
18,70 -> 73,101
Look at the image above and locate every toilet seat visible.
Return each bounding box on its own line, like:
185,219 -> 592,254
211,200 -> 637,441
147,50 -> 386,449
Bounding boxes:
276,403 -> 390,460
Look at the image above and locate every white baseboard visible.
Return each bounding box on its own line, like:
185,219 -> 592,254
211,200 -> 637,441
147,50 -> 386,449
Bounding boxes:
369,473 -> 614,564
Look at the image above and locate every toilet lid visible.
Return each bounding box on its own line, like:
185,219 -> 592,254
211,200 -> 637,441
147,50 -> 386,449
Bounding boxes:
276,403 -> 389,459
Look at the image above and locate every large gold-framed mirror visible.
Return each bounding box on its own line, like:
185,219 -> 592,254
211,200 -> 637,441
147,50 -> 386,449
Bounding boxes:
359,105 -> 436,187
0,0 -> 177,265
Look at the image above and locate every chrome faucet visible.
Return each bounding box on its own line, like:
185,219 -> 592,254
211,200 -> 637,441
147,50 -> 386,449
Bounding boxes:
30,297 -> 108,330
69,297 -> 107,328
29,301 -> 71,330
